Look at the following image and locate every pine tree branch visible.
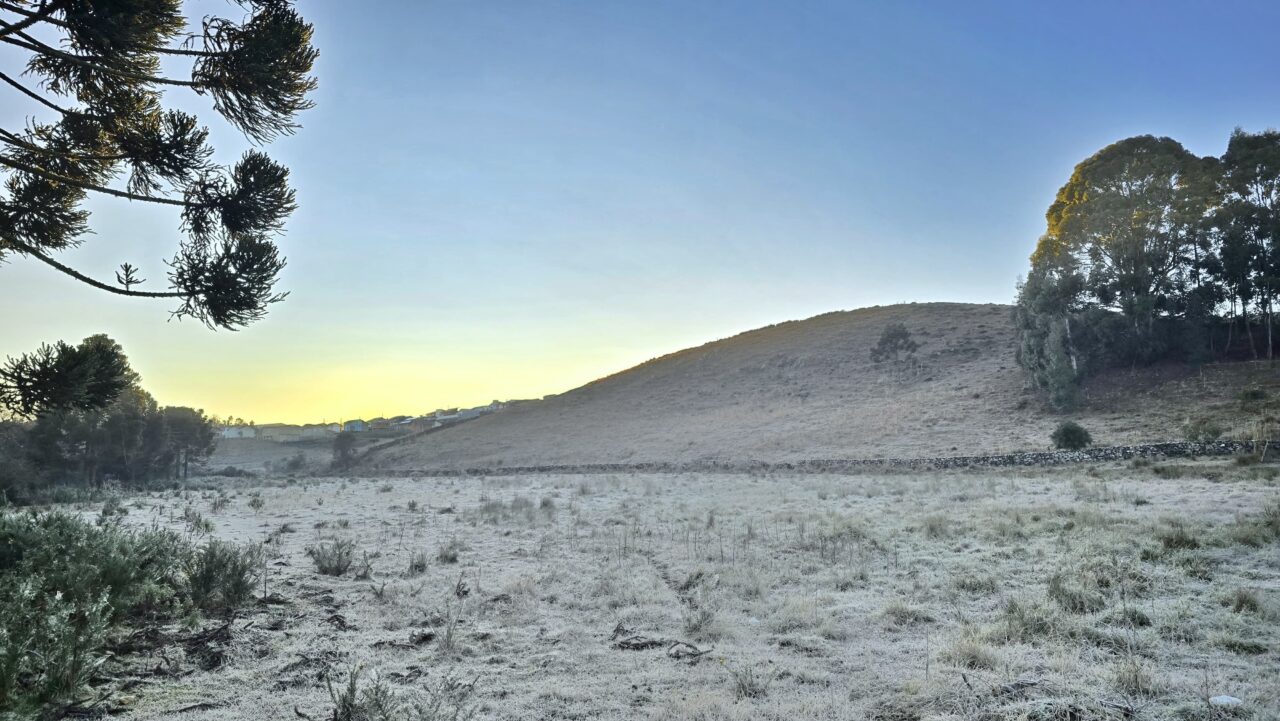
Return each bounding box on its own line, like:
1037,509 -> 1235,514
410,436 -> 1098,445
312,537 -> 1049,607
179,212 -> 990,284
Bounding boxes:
0,69 -> 75,115
0,127 -> 127,162
0,0 -> 64,40
0,1 -> 224,57
0,154 -> 195,208
4,238 -> 187,298
1,33 -> 201,89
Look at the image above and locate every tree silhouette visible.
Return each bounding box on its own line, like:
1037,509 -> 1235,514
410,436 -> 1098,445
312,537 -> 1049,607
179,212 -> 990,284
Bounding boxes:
0,1 -> 317,419
0,0 -> 317,329
870,322 -> 919,364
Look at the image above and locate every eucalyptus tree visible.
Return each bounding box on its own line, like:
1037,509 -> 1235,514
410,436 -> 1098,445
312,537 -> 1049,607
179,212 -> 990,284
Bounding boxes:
1043,136 -> 1208,346
0,0 -> 317,415
1215,129 -> 1280,359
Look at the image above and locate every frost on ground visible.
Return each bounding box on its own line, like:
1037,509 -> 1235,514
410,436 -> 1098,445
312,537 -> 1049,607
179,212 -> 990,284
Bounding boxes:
90,463 -> 1278,720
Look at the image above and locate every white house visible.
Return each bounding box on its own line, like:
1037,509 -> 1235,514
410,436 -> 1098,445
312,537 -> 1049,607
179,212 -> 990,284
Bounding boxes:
221,425 -> 257,440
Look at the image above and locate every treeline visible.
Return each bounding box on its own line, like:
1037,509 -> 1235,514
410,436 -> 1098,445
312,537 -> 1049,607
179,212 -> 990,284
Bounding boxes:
1016,130 -> 1280,407
0,335 -> 216,500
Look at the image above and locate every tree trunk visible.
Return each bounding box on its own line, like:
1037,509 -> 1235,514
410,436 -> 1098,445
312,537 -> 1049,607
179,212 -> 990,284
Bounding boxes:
1268,293 -> 1274,362
1226,303 -> 1235,355
1246,307 -> 1258,360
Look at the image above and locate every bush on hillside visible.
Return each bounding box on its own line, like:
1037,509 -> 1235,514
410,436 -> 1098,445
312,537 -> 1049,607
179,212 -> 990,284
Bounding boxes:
1051,421 -> 1092,451
1182,417 -> 1225,443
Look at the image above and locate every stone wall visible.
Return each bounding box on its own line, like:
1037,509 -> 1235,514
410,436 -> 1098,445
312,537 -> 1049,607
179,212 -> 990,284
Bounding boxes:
363,440 -> 1259,478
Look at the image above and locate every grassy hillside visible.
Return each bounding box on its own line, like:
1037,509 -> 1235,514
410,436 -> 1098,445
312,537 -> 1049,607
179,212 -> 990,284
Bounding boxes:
365,302 -> 1280,470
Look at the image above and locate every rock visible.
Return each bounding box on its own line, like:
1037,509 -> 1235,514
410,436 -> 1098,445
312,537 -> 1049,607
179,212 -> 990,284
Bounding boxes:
1210,696 -> 1243,708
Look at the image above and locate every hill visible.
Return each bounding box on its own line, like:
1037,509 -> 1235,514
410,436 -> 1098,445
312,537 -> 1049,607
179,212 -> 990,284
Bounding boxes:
364,302 -> 1279,470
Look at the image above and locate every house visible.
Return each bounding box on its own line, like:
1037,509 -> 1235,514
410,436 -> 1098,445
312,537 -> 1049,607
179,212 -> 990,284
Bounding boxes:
300,424 -> 338,440
342,419 -> 367,433
368,417 -> 392,431
406,416 -> 440,432
220,425 -> 257,439
258,424 -> 304,443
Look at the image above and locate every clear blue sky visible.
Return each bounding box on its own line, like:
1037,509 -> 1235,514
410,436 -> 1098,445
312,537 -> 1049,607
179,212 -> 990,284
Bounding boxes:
3,0 -> 1279,422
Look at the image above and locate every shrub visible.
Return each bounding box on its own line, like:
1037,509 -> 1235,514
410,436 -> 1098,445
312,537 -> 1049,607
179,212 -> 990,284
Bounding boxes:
1051,421 -> 1092,450
1239,387 -> 1267,404
407,550 -> 428,577
0,511 -> 255,713
1155,521 -> 1200,550
186,541 -> 262,613
284,452 -> 307,472
882,599 -> 934,626
1224,588 -> 1262,614
436,539 -> 461,565
940,634 -> 997,670
308,538 -> 356,576
99,495 -> 128,520
728,663 -> 776,699
322,665 -> 478,721
1182,417 -> 1224,443
0,579 -> 111,709
0,511 -> 189,620
1047,572 -> 1106,614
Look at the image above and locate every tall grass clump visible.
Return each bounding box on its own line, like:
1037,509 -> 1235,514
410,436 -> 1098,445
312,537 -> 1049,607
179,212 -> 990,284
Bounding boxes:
308,538 -> 357,576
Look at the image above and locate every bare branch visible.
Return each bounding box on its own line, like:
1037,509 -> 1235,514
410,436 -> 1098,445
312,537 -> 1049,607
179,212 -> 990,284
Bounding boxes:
5,238 -> 187,298
0,69 -> 75,115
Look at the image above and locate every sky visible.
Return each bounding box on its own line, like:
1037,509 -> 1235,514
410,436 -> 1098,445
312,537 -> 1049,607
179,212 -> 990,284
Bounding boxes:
3,0 -> 1280,424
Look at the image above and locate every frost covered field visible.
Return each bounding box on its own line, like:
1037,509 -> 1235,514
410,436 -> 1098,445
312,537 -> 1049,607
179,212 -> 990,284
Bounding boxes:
101,464 -> 1278,720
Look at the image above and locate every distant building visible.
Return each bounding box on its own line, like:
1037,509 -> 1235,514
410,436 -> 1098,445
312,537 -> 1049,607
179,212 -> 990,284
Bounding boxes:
221,425 -> 257,440
406,416 -> 438,431
258,424 -> 304,442
300,424 -> 338,439
343,419 -> 367,433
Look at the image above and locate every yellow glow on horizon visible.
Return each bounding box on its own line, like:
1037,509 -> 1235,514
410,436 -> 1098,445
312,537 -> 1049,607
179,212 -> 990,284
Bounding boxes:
137,350 -> 645,426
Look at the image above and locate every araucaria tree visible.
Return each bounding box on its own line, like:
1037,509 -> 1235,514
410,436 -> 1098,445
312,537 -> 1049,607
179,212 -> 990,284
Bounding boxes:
0,0 -> 317,417
1016,130 -> 1280,407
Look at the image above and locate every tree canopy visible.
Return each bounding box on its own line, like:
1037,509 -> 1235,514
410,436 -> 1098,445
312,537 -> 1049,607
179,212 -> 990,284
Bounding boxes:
1016,130 -> 1280,407
0,334 -> 133,419
0,0 -> 317,329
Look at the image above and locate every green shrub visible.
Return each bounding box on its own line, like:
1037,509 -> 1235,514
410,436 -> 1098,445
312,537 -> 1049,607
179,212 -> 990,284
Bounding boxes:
0,511 -> 189,620
308,538 -> 357,576
1051,421 -> 1092,451
186,541 -> 262,613
0,511 -> 257,713
0,578 -> 111,709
